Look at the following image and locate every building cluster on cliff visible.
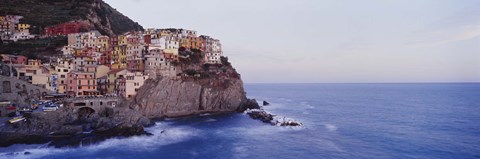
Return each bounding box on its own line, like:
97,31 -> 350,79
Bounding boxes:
0,15 -> 35,42
1,27 -> 224,99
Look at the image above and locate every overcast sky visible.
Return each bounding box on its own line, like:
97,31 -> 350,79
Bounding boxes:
104,0 -> 480,83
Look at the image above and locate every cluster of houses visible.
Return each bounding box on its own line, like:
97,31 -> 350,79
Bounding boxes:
0,15 -> 35,42
1,28 -> 224,99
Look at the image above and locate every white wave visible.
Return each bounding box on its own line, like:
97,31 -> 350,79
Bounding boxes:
325,124 -> 338,132
300,102 -> 315,109
277,98 -> 292,102
204,118 -> 217,122
0,122 -> 199,159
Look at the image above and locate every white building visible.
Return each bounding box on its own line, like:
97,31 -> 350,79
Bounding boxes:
126,44 -> 143,60
144,48 -> 176,78
151,37 -> 166,49
10,29 -> 34,42
203,37 -> 223,64
181,29 -> 197,38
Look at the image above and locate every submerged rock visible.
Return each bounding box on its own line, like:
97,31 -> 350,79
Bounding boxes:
263,101 -> 270,106
246,109 -> 302,127
246,109 -> 274,123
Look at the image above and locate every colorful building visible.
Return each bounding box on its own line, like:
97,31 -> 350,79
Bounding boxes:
44,21 -> 90,36
66,67 -> 98,97
118,72 -> 148,98
106,69 -> 127,94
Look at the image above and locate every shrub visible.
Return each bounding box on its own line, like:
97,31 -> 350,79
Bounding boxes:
184,69 -> 198,76
221,56 -> 231,66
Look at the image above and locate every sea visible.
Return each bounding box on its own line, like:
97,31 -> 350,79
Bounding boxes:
0,83 -> 479,159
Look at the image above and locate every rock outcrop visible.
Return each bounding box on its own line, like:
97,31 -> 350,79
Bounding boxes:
0,106 -> 151,147
246,109 -> 302,127
128,77 -> 248,118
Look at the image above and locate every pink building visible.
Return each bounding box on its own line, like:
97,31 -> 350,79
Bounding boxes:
0,54 -> 27,64
126,35 -> 140,44
66,67 -> 98,97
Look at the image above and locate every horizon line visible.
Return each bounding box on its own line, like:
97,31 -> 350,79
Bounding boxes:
244,82 -> 480,84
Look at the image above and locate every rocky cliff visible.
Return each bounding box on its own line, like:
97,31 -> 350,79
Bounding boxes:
129,77 -> 247,118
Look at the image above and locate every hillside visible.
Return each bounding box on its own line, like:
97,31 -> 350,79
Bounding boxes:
0,0 -> 144,35
0,0 -> 144,59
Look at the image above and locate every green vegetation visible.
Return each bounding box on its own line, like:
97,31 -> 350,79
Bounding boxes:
179,49 -> 203,64
0,0 -> 143,35
221,56 -> 231,66
0,36 -> 67,59
184,69 -> 198,76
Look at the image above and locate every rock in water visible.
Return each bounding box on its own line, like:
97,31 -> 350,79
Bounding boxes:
238,99 -> 260,112
246,109 -> 274,123
263,101 -> 270,106
246,109 -> 302,127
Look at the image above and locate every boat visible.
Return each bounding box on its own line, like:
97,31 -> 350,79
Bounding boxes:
42,104 -> 59,111
9,116 -> 26,124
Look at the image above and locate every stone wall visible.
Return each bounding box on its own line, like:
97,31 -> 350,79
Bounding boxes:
65,97 -> 120,109
0,76 -> 52,105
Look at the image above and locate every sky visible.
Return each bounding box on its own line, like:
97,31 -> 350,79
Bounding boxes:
104,0 -> 480,83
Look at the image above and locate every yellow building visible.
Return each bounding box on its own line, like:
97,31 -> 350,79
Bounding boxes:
164,48 -> 179,56
180,38 -> 190,48
17,23 -> 30,31
55,59 -> 73,94
113,45 -> 127,65
111,63 -> 127,70
190,37 -> 203,50
118,35 -> 127,45
96,36 -> 110,52
106,69 -> 127,94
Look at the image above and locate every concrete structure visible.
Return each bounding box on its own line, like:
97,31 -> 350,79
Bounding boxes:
65,97 -> 120,111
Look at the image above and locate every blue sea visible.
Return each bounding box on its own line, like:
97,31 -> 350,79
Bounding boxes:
1,83 -> 480,159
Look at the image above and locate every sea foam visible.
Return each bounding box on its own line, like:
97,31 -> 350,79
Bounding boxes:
0,122 -> 198,159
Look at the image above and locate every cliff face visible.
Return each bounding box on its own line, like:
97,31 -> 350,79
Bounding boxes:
0,0 -> 143,35
129,77 -> 247,118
